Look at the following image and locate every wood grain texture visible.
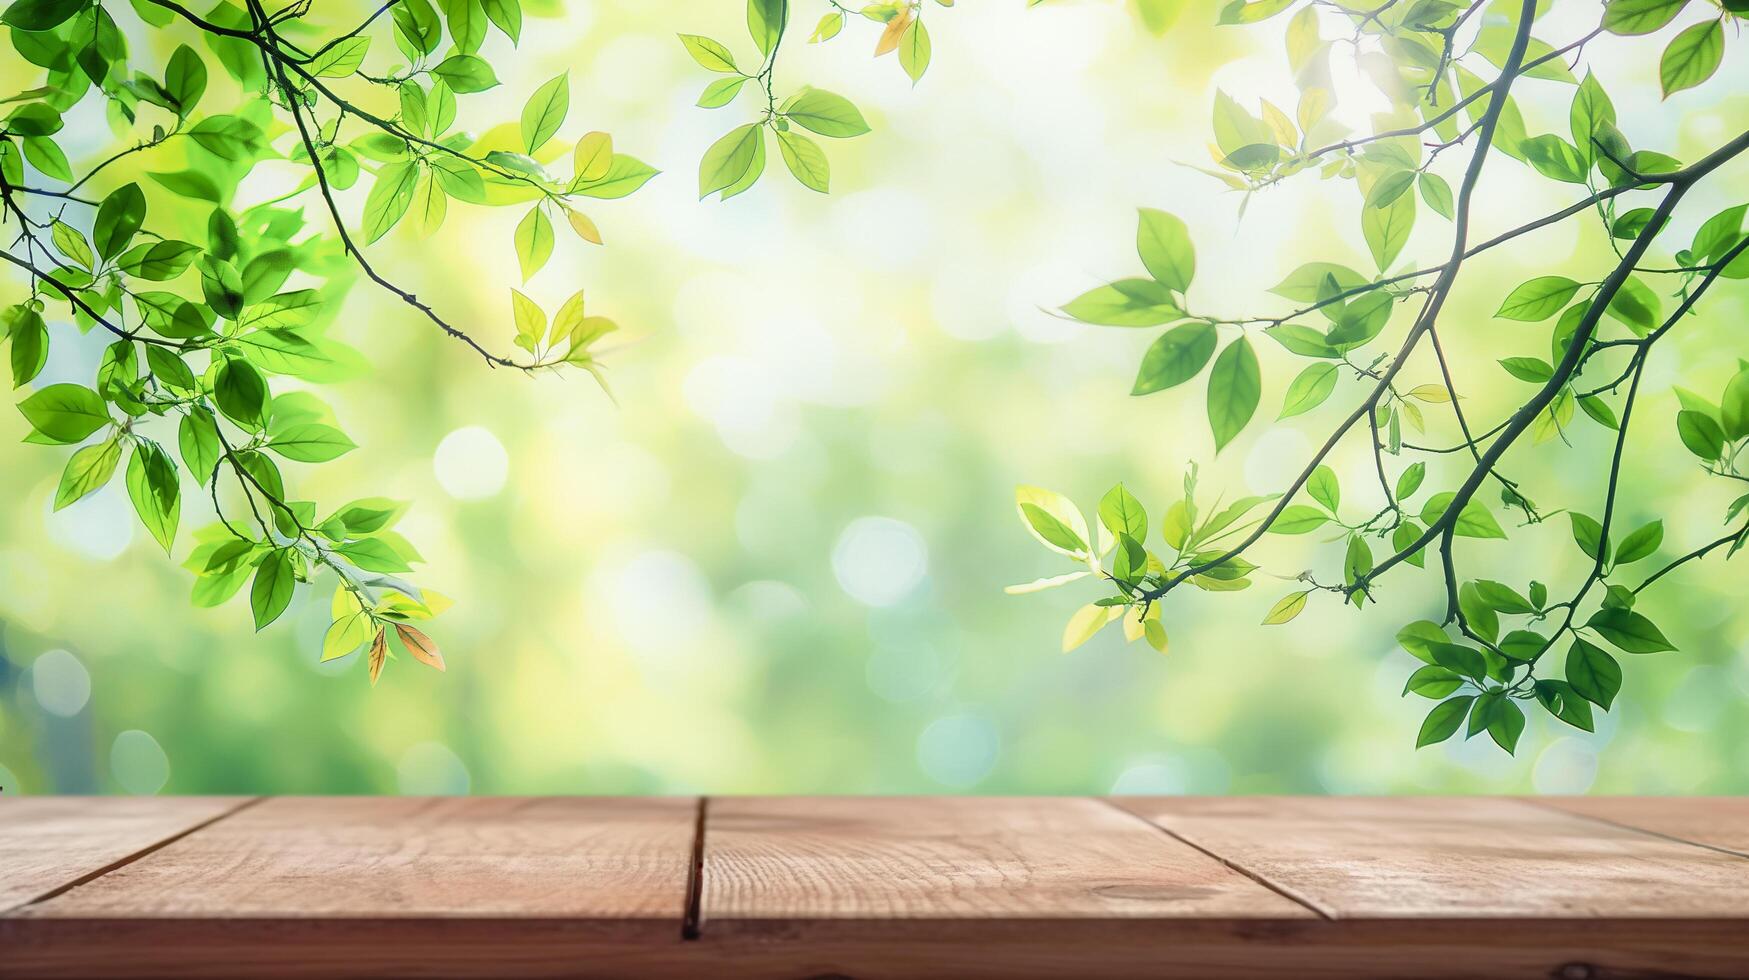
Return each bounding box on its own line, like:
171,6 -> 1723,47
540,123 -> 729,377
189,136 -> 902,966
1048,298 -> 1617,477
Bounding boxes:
3,796 -> 697,978
5,795 -> 1749,979
1114,796 -> 1749,919
1538,796 -> 1749,856
0,796 -> 249,913
700,795 -> 1314,923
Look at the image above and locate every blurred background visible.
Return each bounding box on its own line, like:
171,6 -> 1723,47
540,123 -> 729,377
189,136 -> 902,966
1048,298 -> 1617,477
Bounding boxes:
3,0 -> 1747,796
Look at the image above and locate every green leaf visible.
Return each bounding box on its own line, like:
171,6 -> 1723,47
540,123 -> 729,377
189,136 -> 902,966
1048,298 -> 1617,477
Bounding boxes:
93,183 -> 146,260
363,160 -> 419,243
1098,483 -> 1148,541
514,206 -> 554,281
1361,189 -> 1413,271
1429,641 -> 1487,682
1606,276 -> 1661,335
426,52 -> 492,92
775,129 -> 829,192
1064,279 -> 1182,327
1403,665 -> 1463,699
1420,492 -> 1506,539
337,537 -> 413,572
125,440 -> 180,554
1132,322 -> 1216,395
1720,368 -> 1749,439
1262,590 -> 1309,625
1136,208 -> 1194,292
443,0 -> 485,52
50,219 -> 94,270
213,357 -> 269,430
898,17 -> 930,84
54,437 -> 122,510
1499,356 -> 1554,383
1586,608 -> 1675,653
250,549 -> 296,630
179,406 -> 222,479
1659,20 -> 1723,98
1205,336 -> 1260,451
1267,504 -> 1328,535
1570,71 -> 1616,165
1,0 -> 85,31
1395,461 -> 1425,499
699,123 -> 764,199
1676,409 -> 1725,460
1417,173 -> 1453,220
308,35 -> 370,77
1569,511 -> 1606,562
1495,276 -> 1579,321
23,135 -> 71,182
189,115 -> 265,161
1396,620 -> 1449,664
678,34 -> 738,72
481,0 -> 520,41
9,309 -> 47,387
269,423 -> 357,463
1521,134 -> 1588,183
1603,0 -> 1688,34
746,0 -> 787,56
1277,362 -> 1336,419
1307,465 -> 1340,514
18,383 -> 110,443
1535,679 -> 1596,732
1016,485 -> 1090,556
1416,695 -> 1474,748
784,88 -> 870,138
698,76 -> 747,108
1566,637 -> 1622,709
117,240 -> 201,281
1473,579 -> 1535,614
520,73 -> 568,153
1485,696 -> 1525,753
1614,519 -> 1663,565
571,153 -> 660,199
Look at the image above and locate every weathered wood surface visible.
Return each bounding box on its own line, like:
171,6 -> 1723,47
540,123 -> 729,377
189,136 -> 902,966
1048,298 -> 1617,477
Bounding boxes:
1,795 -> 1745,978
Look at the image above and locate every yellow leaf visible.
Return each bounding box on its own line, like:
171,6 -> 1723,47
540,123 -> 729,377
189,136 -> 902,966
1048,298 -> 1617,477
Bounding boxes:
875,9 -> 911,56
368,627 -> 387,686
551,289 -> 587,346
395,624 -> 446,672
573,131 -> 612,182
564,206 -> 602,244
1062,602 -> 1118,652
1404,384 -> 1453,403
1003,570 -> 1089,594
1262,590 -> 1310,625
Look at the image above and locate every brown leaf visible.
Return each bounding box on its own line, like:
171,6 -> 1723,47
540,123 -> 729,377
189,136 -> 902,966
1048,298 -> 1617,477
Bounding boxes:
395,624 -> 446,672
874,10 -> 911,57
368,627 -> 387,686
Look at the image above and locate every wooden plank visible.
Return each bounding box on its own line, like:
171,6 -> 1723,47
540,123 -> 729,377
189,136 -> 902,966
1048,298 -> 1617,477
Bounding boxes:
691,795 -> 1330,977
1537,796 -> 1749,857
1115,796 -> 1749,918
0,796 -> 251,913
1108,795 -> 1749,978
701,795 -> 1314,921
2,796 -> 699,978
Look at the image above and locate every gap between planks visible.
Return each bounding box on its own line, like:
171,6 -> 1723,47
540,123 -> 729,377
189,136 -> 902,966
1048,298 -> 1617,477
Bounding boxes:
681,796 -> 708,941
1513,797 -> 1749,862
3,796 -> 266,916
1100,797 -> 1336,920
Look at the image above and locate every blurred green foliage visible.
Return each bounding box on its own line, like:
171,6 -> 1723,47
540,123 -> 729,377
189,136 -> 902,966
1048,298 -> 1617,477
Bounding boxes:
3,0 -> 1748,796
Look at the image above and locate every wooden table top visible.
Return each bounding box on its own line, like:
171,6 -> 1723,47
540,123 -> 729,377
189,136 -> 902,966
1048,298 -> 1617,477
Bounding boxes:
2,796 -> 1745,978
